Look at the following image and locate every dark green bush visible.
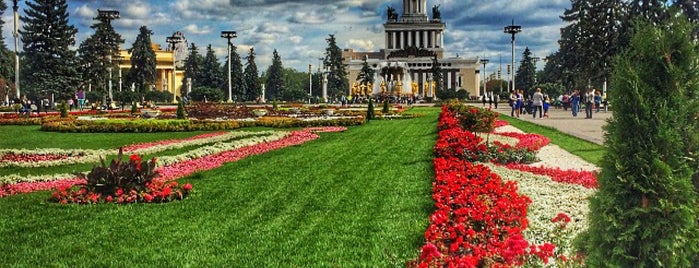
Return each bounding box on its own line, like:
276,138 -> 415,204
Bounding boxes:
190,86 -> 224,102
366,98 -> 375,121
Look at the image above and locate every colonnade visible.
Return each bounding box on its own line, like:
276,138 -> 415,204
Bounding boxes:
386,30 -> 444,50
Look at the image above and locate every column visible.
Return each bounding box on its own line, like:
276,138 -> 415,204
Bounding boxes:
423,31 -> 428,48
392,31 -> 397,49
386,32 -> 390,49
440,31 -> 444,48
435,32 -> 440,48
407,31 -> 412,48
447,71 -> 452,90
430,31 -> 435,48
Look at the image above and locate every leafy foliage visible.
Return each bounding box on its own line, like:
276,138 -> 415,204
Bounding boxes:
182,43 -> 201,93
356,56 -> 375,85
189,86 -> 224,102
77,12 -> 124,100
198,44 -> 224,90
243,47 -> 261,101
584,16 -> 699,266
324,34 -> 349,98
265,49 -> 284,101
515,47 -> 536,94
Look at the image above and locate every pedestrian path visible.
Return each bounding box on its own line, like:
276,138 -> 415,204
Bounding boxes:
490,105 -> 611,145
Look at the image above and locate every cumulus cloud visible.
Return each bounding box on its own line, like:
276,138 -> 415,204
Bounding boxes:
183,24 -> 212,35
346,39 -> 375,51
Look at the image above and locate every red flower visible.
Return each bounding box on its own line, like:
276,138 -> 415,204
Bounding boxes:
419,243 -> 442,262
129,154 -> 142,163
182,183 -> 193,191
106,195 -> 113,203
143,193 -> 154,202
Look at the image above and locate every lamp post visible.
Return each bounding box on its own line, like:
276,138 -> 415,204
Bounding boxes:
532,56 -> 540,84
504,20 -> 521,92
220,31 -> 237,103
12,0 -> 19,99
322,66 -> 329,101
166,34 -> 182,103
96,10 -> 120,101
308,64 -> 312,104
480,58 -> 489,97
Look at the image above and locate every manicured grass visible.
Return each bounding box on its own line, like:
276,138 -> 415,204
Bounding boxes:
0,108 -> 439,267
499,116 -> 606,165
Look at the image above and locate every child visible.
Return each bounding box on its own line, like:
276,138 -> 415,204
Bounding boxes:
543,96 -> 550,118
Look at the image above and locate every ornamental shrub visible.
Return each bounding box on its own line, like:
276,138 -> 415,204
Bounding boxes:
366,98 -> 375,121
584,16 -> 699,266
176,99 -> 186,119
59,101 -> 68,118
382,99 -> 390,114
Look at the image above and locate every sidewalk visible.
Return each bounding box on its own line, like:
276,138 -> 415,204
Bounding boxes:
490,105 -> 611,145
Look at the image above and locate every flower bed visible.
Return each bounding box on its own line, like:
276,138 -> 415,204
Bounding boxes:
410,104 -> 594,267
0,127 -> 346,198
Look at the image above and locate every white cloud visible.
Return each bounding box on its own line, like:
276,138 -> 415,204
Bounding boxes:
288,36 -> 303,44
183,24 -> 212,35
346,39 -> 375,51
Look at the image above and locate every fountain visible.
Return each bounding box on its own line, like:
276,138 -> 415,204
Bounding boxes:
371,62 -> 414,96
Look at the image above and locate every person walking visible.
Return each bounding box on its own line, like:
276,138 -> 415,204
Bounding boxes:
594,90 -> 602,113
493,94 -> 499,109
76,89 -> 86,111
515,90 -> 523,117
509,91 -> 517,116
531,88 -> 544,119
481,94 -> 487,107
585,88 -> 594,119
571,90 -> 580,117
543,95 -> 550,118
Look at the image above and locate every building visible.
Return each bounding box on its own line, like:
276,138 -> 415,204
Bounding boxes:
343,0 -> 481,98
116,33 -> 188,102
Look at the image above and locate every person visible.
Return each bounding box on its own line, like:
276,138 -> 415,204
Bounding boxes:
487,93 -> 493,108
571,90 -> 580,117
481,94 -> 487,107
515,89 -> 523,117
531,88 -> 544,119
543,95 -> 550,118
562,94 -> 570,111
509,91 -> 517,116
76,89 -> 86,111
584,88 -> 594,119
594,90 -> 602,113
493,94 -> 499,109
67,98 -> 74,111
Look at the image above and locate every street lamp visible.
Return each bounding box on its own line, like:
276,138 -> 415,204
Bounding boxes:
96,10 -> 120,101
221,31 -> 237,103
479,58 -> 489,97
504,20 -> 522,92
12,0 -> 19,99
166,34 -> 182,103
308,64 -> 313,104
532,56 -> 540,84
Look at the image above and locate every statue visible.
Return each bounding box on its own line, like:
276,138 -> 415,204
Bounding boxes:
395,80 -> 403,95
359,83 -> 366,96
432,4 -> 441,20
423,83 -> 428,95
387,6 -> 398,21
351,82 -> 358,95
412,82 -> 419,95
380,80 -> 387,94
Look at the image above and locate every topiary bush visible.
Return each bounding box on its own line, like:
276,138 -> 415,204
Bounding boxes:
583,16 -> 699,266
367,98 -> 375,121
176,99 -> 186,119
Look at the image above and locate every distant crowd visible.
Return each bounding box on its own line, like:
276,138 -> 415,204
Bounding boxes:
481,88 -> 607,119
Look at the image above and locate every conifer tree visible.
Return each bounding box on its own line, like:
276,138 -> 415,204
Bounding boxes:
265,49 -> 284,101
20,0 -> 79,100
584,16 -> 699,266
356,56 -> 375,86
514,47 -> 536,94
77,12 -> 124,98
128,26 -> 157,91
243,47 -> 261,102
430,56 -> 443,92
182,43 -> 201,91
0,1 -> 13,85
323,34 -> 348,97
227,44 -> 245,102
197,44 -> 223,89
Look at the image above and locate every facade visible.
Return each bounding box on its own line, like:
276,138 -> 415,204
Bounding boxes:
117,42 -> 186,102
343,0 -> 480,98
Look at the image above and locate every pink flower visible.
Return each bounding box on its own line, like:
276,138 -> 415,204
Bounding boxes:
143,193 -> 154,202
419,243 -> 442,261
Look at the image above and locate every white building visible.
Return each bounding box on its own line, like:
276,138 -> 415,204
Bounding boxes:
343,0 -> 481,98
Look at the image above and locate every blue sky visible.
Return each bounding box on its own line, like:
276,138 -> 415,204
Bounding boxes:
2,0 -> 570,74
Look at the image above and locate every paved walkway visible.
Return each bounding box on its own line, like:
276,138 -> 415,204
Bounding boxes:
490,105 -> 612,145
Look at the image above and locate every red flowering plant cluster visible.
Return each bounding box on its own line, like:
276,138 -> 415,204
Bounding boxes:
49,148 -> 192,204
410,107 -> 561,267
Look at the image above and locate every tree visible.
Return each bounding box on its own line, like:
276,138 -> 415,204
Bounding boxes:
0,1 -> 13,85
182,43 -> 201,93
584,16 -> 699,266
128,26 -> 157,92
672,0 -> 699,22
515,47 -> 536,95
243,47 -> 261,102
227,44 -> 245,102
430,56 -> 444,94
323,34 -> 348,97
265,49 -> 284,101
77,13 -> 124,99
356,56 -> 375,85
280,67 -> 308,101
20,0 -> 79,100
630,0 -> 668,24
197,44 -> 223,90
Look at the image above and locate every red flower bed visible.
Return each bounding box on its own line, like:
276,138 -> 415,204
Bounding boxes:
496,132 -> 550,151
502,163 -> 599,189
0,152 -> 78,163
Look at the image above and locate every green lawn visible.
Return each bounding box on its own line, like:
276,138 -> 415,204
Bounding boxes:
0,109 -> 438,267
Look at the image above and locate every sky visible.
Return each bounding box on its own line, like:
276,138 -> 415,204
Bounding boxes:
2,0 -> 571,75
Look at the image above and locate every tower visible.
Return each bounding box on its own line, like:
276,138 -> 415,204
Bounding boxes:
384,0 -> 445,58
401,0 -> 428,22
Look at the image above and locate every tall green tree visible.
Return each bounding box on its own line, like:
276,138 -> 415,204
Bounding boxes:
584,16 -> 699,266
20,0 -> 79,100
127,26 -> 157,92
243,47 -> 261,102
280,67 -> 309,101
77,13 -> 124,98
672,0 -> 699,22
430,56 -> 443,92
197,44 -> 223,89
0,1 -> 13,85
181,42 -> 201,93
265,49 -> 284,101
225,44 -> 245,102
630,0 -> 668,24
515,47 -> 536,94
323,34 -> 348,97
356,56 -> 375,86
